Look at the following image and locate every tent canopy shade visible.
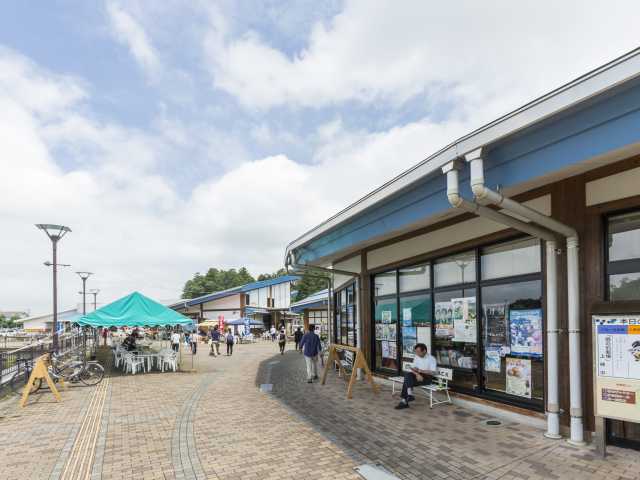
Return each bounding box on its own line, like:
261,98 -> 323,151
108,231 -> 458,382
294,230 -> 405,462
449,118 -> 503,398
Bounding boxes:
76,292 -> 193,328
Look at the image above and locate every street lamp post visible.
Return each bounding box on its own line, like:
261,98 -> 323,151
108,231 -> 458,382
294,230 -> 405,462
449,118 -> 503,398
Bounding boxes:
75,272 -> 93,315
36,224 -> 71,352
89,289 -> 100,311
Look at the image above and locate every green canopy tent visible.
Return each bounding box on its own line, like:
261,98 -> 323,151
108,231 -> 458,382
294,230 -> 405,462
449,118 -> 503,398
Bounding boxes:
76,291 -> 193,328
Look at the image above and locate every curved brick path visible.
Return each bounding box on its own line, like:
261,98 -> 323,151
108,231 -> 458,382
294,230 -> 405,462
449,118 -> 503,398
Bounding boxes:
0,343 -> 360,480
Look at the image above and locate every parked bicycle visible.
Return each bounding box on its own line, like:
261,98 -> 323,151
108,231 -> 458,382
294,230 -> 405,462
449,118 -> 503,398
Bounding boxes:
8,357 -> 42,394
48,352 -> 105,386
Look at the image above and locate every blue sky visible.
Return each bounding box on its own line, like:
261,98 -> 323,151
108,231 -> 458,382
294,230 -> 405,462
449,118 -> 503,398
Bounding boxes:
1,1 -> 639,313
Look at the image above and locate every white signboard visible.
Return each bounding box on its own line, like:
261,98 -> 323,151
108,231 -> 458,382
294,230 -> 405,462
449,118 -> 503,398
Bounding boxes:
594,315 -> 640,423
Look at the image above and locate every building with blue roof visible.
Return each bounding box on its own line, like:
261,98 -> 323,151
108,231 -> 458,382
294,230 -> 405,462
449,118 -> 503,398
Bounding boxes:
284,48 -> 640,449
169,275 -> 299,332
289,289 -> 330,339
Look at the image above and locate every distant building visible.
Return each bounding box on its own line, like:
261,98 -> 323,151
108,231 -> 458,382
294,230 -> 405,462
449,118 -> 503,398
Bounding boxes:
169,275 -> 299,331
289,289 -> 329,340
15,308 -> 83,332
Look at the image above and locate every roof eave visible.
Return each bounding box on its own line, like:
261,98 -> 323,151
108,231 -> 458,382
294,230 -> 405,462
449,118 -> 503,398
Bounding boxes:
285,47 -> 640,263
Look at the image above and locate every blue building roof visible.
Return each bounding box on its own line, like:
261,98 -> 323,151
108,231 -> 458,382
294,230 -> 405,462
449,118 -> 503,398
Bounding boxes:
180,275 -> 300,307
290,289 -> 329,313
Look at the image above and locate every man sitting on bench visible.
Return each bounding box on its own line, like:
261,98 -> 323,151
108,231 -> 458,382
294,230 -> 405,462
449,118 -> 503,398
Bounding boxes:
395,343 -> 437,410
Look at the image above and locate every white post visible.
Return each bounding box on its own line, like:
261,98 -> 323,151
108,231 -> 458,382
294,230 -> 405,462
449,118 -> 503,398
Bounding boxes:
545,240 -> 561,439
567,236 -> 585,445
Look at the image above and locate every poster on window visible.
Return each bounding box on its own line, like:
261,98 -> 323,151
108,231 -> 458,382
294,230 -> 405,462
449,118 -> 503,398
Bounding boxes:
402,308 -> 412,326
381,340 -> 392,359
452,297 -> 477,343
402,327 -> 417,358
375,324 -> 384,340
484,303 -> 508,345
381,310 -> 392,323
416,326 -> 431,356
435,301 -> 454,338
485,347 -> 501,373
385,324 -> 396,342
509,309 -> 543,356
506,357 -> 532,398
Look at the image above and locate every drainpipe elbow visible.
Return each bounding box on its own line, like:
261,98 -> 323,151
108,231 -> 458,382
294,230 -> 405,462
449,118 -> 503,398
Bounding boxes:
447,191 -> 464,209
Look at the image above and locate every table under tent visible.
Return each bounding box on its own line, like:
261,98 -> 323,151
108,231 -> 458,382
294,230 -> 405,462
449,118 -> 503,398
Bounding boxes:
76,291 -> 193,374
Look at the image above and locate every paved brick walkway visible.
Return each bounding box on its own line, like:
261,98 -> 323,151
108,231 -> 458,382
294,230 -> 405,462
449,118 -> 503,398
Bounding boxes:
258,346 -> 640,480
0,342 -> 638,480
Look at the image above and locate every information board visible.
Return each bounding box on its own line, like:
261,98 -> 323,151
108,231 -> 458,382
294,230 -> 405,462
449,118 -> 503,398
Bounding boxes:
594,315 -> 640,423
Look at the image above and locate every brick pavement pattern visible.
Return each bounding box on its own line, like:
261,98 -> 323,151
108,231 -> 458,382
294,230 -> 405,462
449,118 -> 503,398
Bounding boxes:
0,342 -> 638,480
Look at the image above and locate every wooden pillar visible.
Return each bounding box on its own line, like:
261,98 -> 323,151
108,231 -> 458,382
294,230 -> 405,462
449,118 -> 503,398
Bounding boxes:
303,309 -> 309,331
359,252 -> 372,368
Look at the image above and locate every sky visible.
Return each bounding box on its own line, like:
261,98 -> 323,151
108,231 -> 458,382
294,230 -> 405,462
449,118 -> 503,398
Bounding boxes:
1,1 -> 640,314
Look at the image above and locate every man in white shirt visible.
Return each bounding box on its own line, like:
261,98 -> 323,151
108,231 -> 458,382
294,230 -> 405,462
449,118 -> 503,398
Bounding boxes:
395,343 -> 437,410
171,331 -> 181,352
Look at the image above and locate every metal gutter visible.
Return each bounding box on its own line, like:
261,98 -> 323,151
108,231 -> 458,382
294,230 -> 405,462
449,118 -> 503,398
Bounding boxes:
285,47 -> 640,263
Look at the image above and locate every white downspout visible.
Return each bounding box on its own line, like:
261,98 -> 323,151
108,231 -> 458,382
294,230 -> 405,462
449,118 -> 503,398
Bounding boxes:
466,150 -> 584,445
444,160 -> 562,440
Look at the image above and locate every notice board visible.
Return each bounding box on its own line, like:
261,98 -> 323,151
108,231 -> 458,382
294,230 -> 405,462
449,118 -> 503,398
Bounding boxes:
593,315 -> 640,423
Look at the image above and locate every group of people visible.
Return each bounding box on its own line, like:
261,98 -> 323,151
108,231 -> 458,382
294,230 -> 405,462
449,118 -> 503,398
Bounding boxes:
207,325 -> 236,356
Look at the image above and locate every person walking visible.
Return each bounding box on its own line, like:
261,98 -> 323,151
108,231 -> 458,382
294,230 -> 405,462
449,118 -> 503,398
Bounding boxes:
270,325 -> 276,342
225,328 -> 235,356
190,331 -> 198,354
171,330 -> 181,352
278,328 -> 287,355
209,325 -> 221,356
294,327 -> 303,351
299,324 -> 322,383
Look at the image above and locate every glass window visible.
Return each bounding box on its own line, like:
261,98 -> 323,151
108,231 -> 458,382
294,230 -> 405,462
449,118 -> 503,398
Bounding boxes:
399,293 -> 432,367
481,280 -> 543,401
608,212 -> 640,301
374,271 -> 396,296
432,288 -> 477,390
374,297 -> 398,371
609,211 -> 640,262
434,251 -> 476,287
334,283 -> 357,347
399,264 -> 430,292
481,238 -> 541,280
610,273 -> 640,301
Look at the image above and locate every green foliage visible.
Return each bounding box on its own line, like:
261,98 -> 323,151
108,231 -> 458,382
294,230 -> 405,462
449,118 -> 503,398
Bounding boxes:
0,314 -> 18,328
256,268 -> 288,281
182,267 -> 256,299
293,271 -> 329,302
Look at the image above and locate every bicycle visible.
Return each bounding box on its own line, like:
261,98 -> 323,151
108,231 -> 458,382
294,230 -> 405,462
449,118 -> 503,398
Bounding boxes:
48,352 -> 105,387
8,357 -> 42,394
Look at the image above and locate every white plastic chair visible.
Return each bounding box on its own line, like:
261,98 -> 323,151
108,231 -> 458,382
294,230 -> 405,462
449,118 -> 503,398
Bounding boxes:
160,351 -> 177,372
124,353 -> 145,375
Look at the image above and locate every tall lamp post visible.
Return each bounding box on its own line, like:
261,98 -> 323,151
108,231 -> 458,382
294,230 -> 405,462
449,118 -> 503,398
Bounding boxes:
89,289 -> 100,311
36,224 -> 71,352
76,272 -> 93,315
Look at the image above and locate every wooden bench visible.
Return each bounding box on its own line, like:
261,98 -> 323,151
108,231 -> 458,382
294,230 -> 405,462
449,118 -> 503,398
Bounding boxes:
389,367 -> 453,408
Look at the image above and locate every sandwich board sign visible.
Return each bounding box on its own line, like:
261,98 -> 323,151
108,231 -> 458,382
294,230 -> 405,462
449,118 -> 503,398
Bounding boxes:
593,314 -> 640,455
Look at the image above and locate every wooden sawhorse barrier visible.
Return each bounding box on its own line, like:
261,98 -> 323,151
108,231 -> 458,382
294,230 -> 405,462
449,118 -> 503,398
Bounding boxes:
321,344 -> 379,399
20,353 -> 66,407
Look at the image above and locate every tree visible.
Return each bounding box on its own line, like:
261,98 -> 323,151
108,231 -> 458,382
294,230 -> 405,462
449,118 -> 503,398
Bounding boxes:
182,267 -> 256,299
293,271 -> 329,302
257,268 -> 288,281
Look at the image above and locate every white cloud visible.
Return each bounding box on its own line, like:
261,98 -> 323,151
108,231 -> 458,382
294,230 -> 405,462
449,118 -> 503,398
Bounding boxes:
203,0 -> 640,115
106,1 -> 161,78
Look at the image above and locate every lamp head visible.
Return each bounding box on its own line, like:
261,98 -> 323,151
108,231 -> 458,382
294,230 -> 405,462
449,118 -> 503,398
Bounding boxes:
76,271 -> 93,280
36,224 -> 71,241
